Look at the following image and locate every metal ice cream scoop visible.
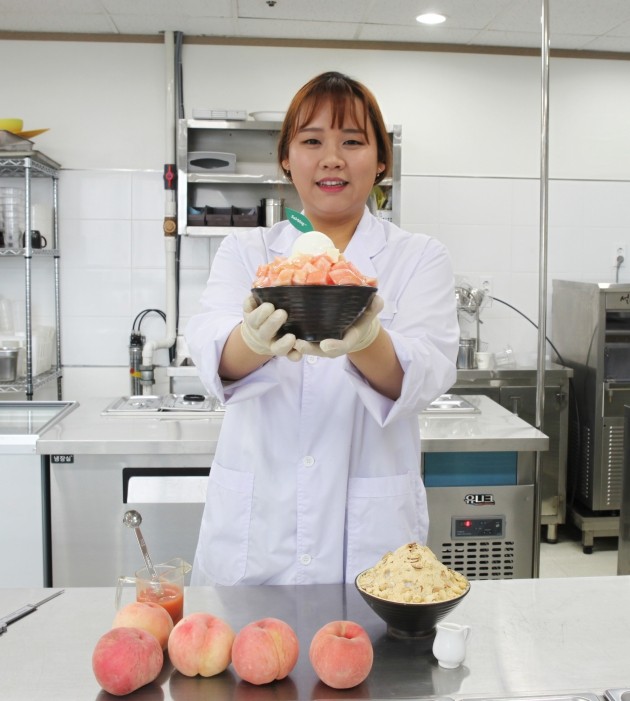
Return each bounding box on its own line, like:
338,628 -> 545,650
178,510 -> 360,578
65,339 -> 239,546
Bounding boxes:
123,509 -> 162,591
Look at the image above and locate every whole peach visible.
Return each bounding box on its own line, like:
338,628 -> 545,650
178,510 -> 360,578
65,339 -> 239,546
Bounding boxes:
309,620 -> 373,689
92,626 -> 163,696
232,617 -> 299,685
168,612 -> 236,677
113,601 -> 174,650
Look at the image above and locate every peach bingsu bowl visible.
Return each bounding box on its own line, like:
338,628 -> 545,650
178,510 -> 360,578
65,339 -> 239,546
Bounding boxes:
252,230 -> 378,342
252,284 -> 377,342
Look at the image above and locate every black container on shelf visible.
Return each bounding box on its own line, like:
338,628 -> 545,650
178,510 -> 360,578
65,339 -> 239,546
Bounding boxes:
187,206 -> 205,226
204,206 -> 232,227
233,206 -> 260,227
187,204 -> 262,227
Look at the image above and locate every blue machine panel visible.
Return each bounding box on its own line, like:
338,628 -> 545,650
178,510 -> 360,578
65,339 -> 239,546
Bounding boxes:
423,451 -> 517,487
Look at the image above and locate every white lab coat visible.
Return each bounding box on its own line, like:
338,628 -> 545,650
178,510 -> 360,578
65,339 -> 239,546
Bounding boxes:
185,208 -> 458,586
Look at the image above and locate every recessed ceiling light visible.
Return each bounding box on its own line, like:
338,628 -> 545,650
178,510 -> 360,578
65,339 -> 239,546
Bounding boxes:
416,12 -> 447,25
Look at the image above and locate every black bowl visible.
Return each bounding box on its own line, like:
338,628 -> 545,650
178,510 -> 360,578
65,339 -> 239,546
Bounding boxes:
251,285 -> 377,342
355,572 -> 470,639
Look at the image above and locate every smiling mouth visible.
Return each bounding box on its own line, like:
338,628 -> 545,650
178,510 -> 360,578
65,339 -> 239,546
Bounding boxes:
317,179 -> 347,189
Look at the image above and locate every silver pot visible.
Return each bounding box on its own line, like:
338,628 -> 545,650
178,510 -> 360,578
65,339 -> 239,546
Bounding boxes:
456,338 -> 477,369
0,347 -> 19,382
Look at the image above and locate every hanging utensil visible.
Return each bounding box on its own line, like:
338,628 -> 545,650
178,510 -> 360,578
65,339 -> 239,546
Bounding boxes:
0,589 -> 64,635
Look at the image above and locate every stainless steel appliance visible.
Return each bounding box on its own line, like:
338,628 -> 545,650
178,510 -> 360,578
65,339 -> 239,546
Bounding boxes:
48,453 -> 211,586
552,280 -> 630,550
423,449 -> 536,579
0,401 -> 76,586
452,365 -> 571,543
619,405 -> 630,575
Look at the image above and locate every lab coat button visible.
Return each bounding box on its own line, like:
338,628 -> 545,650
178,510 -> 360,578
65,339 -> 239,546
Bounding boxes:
300,554 -> 312,565
303,456 -> 315,467
306,355 -> 318,364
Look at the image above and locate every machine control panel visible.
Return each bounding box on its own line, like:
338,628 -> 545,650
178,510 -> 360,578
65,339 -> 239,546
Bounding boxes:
452,516 -> 505,538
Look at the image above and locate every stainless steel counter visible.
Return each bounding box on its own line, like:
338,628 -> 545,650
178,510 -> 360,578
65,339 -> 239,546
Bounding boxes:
37,397 -> 224,455
0,576 -> 627,701
419,394 -> 548,453
36,395 -> 547,455
455,362 -> 572,384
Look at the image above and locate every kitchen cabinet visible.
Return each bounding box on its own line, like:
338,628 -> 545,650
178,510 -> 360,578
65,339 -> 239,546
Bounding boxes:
176,119 -> 401,238
0,400 -> 77,587
0,150 -> 62,399
0,454 -> 46,586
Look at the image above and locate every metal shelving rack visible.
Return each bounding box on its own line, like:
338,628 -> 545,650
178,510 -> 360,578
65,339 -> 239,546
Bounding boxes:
176,119 -> 401,238
0,150 -> 62,400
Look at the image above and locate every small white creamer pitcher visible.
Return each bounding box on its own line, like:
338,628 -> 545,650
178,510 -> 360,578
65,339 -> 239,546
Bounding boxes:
432,621 -> 472,669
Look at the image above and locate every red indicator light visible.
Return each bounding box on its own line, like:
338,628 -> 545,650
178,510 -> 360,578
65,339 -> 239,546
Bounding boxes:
464,520 -> 472,528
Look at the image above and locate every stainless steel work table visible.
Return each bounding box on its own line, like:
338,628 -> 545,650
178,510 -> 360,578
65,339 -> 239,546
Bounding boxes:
0,577 -> 627,700
36,395 -> 547,455
36,397 -> 224,455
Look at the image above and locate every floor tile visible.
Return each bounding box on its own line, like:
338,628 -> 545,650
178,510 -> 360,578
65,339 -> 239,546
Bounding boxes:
539,523 -> 619,578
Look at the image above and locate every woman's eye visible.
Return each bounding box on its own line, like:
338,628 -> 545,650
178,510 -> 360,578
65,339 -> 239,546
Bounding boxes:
344,139 -> 364,146
302,138 -> 321,145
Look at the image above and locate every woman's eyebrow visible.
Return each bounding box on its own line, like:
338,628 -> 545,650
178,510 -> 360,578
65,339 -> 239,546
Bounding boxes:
297,126 -> 364,134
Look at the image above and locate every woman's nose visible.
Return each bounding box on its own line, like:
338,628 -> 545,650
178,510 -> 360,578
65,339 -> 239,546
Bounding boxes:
320,146 -> 344,168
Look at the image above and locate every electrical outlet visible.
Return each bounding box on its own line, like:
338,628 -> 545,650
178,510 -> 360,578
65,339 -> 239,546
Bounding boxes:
614,245 -> 626,267
480,276 -> 493,298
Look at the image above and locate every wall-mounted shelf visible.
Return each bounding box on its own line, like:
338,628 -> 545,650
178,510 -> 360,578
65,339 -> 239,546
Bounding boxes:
176,119 -> 401,238
0,150 -> 62,399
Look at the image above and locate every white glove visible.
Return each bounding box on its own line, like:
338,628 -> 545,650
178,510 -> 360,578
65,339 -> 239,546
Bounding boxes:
240,295 -> 302,361
294,295 -> 384,358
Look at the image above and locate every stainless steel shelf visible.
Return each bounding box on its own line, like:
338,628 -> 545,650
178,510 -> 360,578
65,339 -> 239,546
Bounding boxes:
186,119 -> 283,131
185,226 -> 250,237
0,150 -> 62,400
187,173 -> 288,185
177,118 -> 401,236
0,151 -> 61,177
0,368 -> 62,394
0,248 -> 59,257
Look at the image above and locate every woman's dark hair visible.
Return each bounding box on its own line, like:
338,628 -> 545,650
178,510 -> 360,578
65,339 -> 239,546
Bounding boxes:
277,71 -> 392,184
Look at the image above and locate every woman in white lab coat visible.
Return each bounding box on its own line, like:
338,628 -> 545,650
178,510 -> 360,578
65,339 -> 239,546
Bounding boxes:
186,72 -> 459,586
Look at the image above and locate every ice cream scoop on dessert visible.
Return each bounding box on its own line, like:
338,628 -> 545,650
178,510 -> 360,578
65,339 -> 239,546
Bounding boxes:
290,231 -> 339,261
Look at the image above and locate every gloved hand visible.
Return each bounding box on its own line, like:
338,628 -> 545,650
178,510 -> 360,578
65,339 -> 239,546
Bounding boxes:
240,294 -> 302,361
294,294 -> 384,358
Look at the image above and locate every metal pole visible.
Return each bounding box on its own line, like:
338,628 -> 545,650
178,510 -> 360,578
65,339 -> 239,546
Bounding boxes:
533,0 -> 551,577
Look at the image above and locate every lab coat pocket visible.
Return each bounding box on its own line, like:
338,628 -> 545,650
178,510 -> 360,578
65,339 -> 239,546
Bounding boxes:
346,470 -> 427,580
196,462 -> 254,585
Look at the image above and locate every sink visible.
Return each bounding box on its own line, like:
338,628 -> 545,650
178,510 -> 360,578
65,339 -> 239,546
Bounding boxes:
606,690 -> 630,701
422,393 -> 480,414
0,400 -> 78,454
461,691 -> 604,701
102,394 -> 223,417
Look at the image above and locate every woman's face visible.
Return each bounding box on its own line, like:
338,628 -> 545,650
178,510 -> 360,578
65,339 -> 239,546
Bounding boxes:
282,99 -> 385,234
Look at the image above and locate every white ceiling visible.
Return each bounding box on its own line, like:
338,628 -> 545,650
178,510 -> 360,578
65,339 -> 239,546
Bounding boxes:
1,0 -> 630,54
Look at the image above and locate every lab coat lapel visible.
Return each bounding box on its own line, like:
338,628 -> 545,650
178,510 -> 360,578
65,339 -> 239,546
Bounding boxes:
268,222 -> 299,258
343,209 -> 385,281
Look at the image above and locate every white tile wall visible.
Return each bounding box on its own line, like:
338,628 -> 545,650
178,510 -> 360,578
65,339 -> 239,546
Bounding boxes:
2,168 -> 630,400
403,174 -> 630,364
